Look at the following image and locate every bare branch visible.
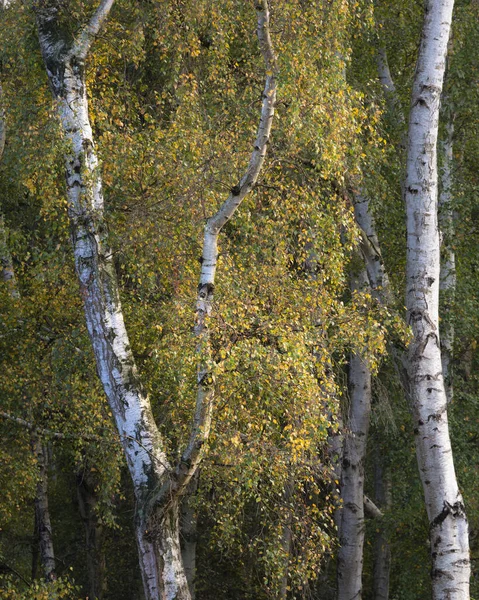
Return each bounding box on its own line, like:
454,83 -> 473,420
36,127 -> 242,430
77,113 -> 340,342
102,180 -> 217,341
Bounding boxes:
206,0 -> 278,239
364,494 -> 384,519
352,193 -> 393,306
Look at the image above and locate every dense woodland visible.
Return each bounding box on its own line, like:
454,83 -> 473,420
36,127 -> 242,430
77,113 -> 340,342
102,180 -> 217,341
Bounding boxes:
1,0 -> 479,598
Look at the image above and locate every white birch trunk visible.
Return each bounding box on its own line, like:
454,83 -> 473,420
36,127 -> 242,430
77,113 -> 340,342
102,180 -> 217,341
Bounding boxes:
337,268 -> 371,600
439,116 -> 455,404
32,437 -> 56,582
35,4 -> 185,597
353,195 -> 392,305
405,1 -> 470,596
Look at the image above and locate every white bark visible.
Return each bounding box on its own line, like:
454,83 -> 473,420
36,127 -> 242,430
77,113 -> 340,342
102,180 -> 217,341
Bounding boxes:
405,1 -> 470,596
353,195 -> 392,305
337,268 -> 371,600
377,46 -> 405,127
439,116 -> 455,403
32,437 -> 56,582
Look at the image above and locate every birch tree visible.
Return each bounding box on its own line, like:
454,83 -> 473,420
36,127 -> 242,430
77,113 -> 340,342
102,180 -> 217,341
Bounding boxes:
404,0 -> 470,596
336,267 -> 372,600
34,1 -> 277,597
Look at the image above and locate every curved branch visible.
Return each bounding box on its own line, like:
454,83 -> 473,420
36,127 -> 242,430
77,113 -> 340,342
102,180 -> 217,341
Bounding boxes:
172,0 -> 278,501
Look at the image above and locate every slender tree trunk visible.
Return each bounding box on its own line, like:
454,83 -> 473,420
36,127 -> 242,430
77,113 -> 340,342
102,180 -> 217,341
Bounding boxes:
31,437 -> 56,582
77,471 -> 106,599
279,476 -> 294,600
372,456 -> 391,600
337,268 -> 371,600
376,46 -> 404,128
180,475 -> 199,600
439,115 -> 455,404
405,0 -> 470,596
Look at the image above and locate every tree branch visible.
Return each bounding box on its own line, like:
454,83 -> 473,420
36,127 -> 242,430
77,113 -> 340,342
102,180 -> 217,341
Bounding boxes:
364,494 -> 384,519
377,46 -> 405,127
72,0 -> 115,61
0,410 -> 109,443
171,0 -> 278,502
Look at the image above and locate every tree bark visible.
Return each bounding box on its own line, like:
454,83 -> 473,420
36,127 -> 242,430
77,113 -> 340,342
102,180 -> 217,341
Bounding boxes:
376,46 -> 405,128
180,475 -> 199,600
77,470 -> 106,599
372,456 -> 391,600
439,115 -> 455,404
405,0 -> 470,596
336,268 -> 371,600
31,437 -> 57,582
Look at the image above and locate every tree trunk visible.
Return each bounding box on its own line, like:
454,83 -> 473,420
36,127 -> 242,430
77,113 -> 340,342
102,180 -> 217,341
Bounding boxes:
36,11 -> 184,594
180,475 -> 199,600
136,501 -> 190,600
336,268 -> 371,600
405,0 -> 470,596
372,456 -> 391,600
77,470 -> 106,599
31,437 -> 56,582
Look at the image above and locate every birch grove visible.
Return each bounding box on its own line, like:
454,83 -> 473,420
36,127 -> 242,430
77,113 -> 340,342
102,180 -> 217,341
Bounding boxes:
1,0 -> 479,597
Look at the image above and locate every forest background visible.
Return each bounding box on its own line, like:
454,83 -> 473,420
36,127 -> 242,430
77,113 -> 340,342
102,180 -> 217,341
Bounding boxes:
1,0 -> 479,599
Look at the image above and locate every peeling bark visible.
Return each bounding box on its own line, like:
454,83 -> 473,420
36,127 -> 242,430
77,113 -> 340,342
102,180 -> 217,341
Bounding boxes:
405,0 -> 470,596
